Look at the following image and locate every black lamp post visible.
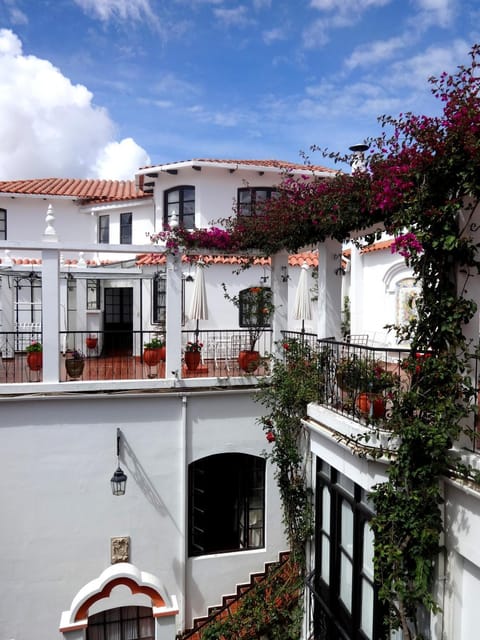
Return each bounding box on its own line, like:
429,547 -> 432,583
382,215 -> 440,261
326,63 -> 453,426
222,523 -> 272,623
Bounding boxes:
111,428 -> 127,496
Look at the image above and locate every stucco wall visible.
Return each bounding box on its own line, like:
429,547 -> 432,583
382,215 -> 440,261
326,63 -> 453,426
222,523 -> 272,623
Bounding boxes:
0,389 -> 286,639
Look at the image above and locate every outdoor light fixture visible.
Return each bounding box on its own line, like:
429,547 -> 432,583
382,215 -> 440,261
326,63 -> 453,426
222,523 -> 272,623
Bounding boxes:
111,428 -> 127,496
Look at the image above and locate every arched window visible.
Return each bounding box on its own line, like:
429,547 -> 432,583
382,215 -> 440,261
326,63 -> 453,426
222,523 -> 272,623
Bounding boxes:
395,277 -> 420,327
164,186 -> 195,229
189,453 -> 265,556
87,606 -> 154,640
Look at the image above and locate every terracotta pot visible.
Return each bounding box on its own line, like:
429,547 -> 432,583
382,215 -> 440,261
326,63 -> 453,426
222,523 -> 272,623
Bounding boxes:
86,336 -> 98,350
356,392 -> 386,418
158,346 -> 166,361
144,348 -> 161,367
65,359 -> 85,379
238,350 -> 260,373
185,351 -> 201,371
26,351 -> 42,371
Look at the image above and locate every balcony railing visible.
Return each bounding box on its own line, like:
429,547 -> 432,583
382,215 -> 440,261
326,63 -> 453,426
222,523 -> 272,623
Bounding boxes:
0,329 -> 273,384
297,338 -> 480,453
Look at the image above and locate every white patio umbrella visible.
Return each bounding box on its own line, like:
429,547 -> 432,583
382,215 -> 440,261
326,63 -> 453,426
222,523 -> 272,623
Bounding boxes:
189,262 -> 208,339
294,263 -> 312,333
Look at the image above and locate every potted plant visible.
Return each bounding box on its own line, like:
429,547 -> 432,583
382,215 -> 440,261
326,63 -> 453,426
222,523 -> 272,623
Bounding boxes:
64,349 -> 85,379
184,341 -> 203,371
25,341 -> 42,371
336,353 -> 397,418
143,336 -> 166,367
85,335 -> 98,350
222,284 -> 274,373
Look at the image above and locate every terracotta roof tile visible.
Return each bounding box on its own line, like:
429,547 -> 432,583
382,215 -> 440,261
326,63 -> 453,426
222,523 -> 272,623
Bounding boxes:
361,239 -> 394,253
192,158 -> 336,173
139,158 -> 337,175
135,252 -> 319,267
0,178 -> 148,203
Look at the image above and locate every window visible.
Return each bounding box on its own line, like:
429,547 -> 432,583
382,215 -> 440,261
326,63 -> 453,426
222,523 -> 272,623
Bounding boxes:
120,212 -> 132,244
152,273 -> 186,326
189,453 -> 265,556
0,208 -> 6,240
239,287 -> 272,328
237,187 -> 278,216
98,215 -> 110,243
313,459 -> 385,640
87,606 -> 154,640
152,274 -> 166,325
87,279 -> 101,310
164,186 -> 195,229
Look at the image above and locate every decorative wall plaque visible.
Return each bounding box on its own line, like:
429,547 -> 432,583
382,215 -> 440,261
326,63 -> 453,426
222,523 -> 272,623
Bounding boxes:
111,536 -> 130,564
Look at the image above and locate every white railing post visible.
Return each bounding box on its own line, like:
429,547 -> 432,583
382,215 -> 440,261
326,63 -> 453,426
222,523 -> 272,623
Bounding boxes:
165,252 -> 183,378
41,248 -> 61,382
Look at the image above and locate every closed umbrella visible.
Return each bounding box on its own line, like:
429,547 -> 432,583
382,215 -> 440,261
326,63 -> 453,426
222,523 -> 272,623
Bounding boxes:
294,264 -> 312,333
189,261 -> 208,339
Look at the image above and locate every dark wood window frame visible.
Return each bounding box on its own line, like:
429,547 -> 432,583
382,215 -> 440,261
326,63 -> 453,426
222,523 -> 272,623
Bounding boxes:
163,185 -> 195,229
120,212 -> 132,244
188,453 -> 265,556
313,459 -> 385,640
98,214 -> 110,244
87,605 -> 154,640
238,287 -> 272,328
152,273 -> 186,326
0,208 -> 6,240
237,187 -> 278,216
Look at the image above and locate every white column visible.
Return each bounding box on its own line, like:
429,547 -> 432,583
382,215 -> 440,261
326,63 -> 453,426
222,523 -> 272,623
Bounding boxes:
165,252 -> 182,377
316,239 -> 342,340
271,250 -> 289,357
41,248 -> 61,382
349,243 -> 363,336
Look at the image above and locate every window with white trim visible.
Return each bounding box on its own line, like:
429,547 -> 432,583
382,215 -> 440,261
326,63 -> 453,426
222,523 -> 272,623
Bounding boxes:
120,212 -> 132,244
0,208 -> 6,240
98,215 -> 110,243
237,187 -> 278,216
189,453 -> 265,556
87,606 -> 154,640
313,459 -> 385,640
164,186 -> 195,229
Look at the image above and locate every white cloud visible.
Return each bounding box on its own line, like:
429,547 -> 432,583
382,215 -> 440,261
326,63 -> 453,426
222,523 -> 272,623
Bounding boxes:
93,138 -> 150,180
263,27 -> 287,45
412,0 -> 456,28
388,39 -> 470,90
213,6 -> 252,27
0,29 -> 150,180
309,0 -> 390,11
74,0 -> 155,21
303,0 -> 391,48
345,35 -> 412,70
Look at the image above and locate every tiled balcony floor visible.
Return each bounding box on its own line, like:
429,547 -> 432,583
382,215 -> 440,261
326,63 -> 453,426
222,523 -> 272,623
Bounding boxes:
0,354 -> 269,384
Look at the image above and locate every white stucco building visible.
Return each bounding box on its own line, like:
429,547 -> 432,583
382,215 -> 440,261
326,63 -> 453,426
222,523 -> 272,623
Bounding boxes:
1,158 -> 479,640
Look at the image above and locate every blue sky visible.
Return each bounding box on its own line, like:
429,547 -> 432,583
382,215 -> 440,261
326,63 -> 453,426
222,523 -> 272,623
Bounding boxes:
0,0 -> 478,179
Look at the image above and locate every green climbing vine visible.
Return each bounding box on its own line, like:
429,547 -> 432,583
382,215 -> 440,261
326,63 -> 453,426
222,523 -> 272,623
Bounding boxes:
161,44 -> 480,639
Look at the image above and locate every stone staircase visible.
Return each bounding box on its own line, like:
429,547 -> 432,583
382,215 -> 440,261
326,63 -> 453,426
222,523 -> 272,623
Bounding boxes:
179,551 -> 296,639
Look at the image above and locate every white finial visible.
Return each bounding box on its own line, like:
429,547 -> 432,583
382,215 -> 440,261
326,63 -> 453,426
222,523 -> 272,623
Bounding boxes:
77,252 -> 87,268
3,249 -> 12,266
169,209 -> 179,229
43,204 -> 58,242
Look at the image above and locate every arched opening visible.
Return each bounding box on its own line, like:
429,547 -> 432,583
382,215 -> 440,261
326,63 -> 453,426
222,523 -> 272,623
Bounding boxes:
87,605 -> 154,640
